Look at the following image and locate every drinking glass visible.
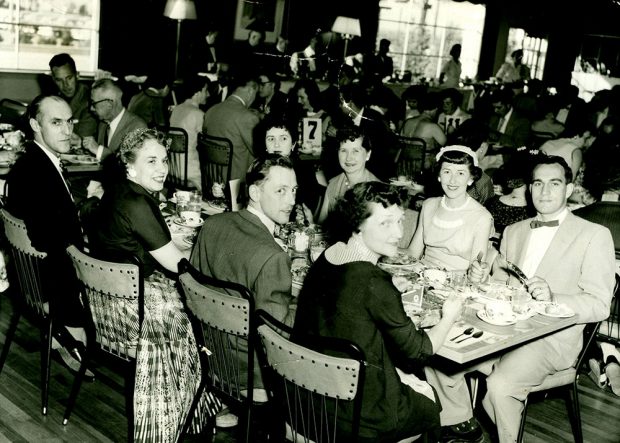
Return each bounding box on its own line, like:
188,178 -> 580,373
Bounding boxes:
188,190 -> 202,215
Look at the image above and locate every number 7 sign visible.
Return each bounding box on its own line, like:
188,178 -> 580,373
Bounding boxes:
302,117 -> 322,149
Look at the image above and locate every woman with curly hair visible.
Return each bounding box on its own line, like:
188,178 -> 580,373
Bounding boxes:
295,181 -> 464,442
90,128 -> 220,441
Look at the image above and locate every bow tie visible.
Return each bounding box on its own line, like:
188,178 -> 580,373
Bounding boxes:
530,219 -> 559,229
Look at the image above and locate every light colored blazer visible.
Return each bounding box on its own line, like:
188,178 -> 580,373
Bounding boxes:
97,109 -> 147,155
495,212 -> 615,362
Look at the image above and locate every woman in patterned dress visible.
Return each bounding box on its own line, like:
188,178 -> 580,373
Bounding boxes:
90,128 -> 220,442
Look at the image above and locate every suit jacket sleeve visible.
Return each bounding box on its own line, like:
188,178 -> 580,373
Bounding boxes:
254,251 -> 297,327
238,111 -> 260,156
555,227 -> 615,323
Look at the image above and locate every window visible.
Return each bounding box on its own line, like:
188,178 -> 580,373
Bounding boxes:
377,0 -> 486,84
505,28 -> 547,81
0,0 -> 100,72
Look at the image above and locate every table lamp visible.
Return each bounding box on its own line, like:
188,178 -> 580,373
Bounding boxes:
163,0 -> 197,79
331,16 -> 361,59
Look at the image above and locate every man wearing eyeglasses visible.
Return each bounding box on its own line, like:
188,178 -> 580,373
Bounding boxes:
83,78 -> 147,161
6,95 -> 94,380
253,71 -> 287,120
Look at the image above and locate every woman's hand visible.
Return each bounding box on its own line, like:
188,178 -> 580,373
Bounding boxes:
468,260 -> 490,284
441,295 -> 464,323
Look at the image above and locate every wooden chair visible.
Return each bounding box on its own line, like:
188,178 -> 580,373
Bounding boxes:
394,136 -> 427,179
0,209 -> 52,415
255,309 -> 367,442
516,321 -> 602,443
0,98 -> 28,127
196,132 -> 233,205
62,245 -> 144,432
178,258 -> 265,443
160,126 -> 190,190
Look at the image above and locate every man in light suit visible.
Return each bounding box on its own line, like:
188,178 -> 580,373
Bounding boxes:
202,72 -> 260,181
83,78 -> 147,161
6,95 -> 94,378
190,155 -> 297,387
426,155 -> 616,443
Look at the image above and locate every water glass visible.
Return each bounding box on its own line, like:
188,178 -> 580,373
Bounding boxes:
188,190 -> 202,214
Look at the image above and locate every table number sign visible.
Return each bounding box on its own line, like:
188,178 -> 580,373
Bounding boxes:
402,284 -> 424,309
302,117 -> 322,149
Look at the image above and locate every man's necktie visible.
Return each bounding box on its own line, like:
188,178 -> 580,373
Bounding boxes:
103,123 -> 110,148
530,219 -> 559,229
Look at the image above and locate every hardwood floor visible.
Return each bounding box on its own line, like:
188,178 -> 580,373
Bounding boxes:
0,290 -> 619,442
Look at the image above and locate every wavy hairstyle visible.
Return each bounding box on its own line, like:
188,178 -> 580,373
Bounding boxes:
330,181 -> 408,242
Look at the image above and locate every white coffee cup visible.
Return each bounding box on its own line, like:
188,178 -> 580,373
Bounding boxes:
485,300 -> 513,319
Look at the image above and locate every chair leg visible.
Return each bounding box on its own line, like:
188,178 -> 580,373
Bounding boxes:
41,319 -> 53,416
62,346 -> 89,425
0,310 -> 21,375
517,396 -> 530,443
566,383 -> 583,443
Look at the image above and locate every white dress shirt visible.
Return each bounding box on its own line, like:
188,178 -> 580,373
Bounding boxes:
34,141 -> 73,200
521,208 -> 569,278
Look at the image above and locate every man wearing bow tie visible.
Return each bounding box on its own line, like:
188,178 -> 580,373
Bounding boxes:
425,155 -> 615,442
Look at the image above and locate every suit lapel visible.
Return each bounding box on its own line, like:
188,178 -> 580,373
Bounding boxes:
534,213 -> 577,278
110,112 -> 128,150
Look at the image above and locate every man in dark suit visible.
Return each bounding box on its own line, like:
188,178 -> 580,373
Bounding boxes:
202,72 -> 260,181
486,88 -> 531,149
83,78 -> 147,161
190,155 -> 297,388
6,95 -> 93,377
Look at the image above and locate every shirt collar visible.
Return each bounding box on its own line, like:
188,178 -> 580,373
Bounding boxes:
34,140 -> 62,171
247,205 -> 277,236
230,94 -> 247,108
325,234 -> 380,266
109,107 -> 125,134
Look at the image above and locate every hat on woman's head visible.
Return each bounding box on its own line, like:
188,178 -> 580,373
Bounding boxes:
435,145 -> 479,167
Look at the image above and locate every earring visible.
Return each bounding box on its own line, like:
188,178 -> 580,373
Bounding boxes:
128,168 -> 137,178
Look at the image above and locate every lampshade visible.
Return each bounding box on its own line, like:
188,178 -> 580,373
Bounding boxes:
163,0 -> 197,20
331,16 -> 361,37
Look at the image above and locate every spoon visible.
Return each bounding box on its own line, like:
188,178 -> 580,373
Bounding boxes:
450,327 -> 474,342
456,330 -> 483,343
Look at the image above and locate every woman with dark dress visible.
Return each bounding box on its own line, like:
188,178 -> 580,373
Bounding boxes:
484,149 -> 538,238
295,182 -> 464,442
90,128 -> 220,442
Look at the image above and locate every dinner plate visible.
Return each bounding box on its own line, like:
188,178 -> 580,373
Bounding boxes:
475,282 -> 524,301
0,161 -> 12,168
60,154 -> 99,165
390,179 -> 414,187
533,302 -> 575,318
173,216 -> 203,229
477,309 -> 517,326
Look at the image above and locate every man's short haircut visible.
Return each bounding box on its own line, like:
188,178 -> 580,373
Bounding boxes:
258,70 -> 281,90
442,88 -> 463,107
246,154 -> 294,188
49,53 -> 77,73
27,94 -> 67,122
489,88 -> 514,105
181,75 -> 211,101
530,155 -> 573,184
91,78 -> 122,98
229,70 -> 259,93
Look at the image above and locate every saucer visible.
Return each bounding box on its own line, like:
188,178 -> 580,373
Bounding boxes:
477,309 -> 517,326
533,302 -> 575,318
173,216 -> 203,229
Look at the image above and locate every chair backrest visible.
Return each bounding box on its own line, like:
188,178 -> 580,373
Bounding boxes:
196,132 -> 233,202
599,273 -> 620,345
159,126 -> 189,190
395,136 -> 427,178
66,245 -> 143,361
0,98 -> 28,127
1,209 -> 48,318
178,258 -> 256,407
529,131 -> 556,149
573,202 -> 620,258
256,309 -> 366,443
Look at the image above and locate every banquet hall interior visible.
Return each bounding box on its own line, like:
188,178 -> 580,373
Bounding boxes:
1,0 -> 620,442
